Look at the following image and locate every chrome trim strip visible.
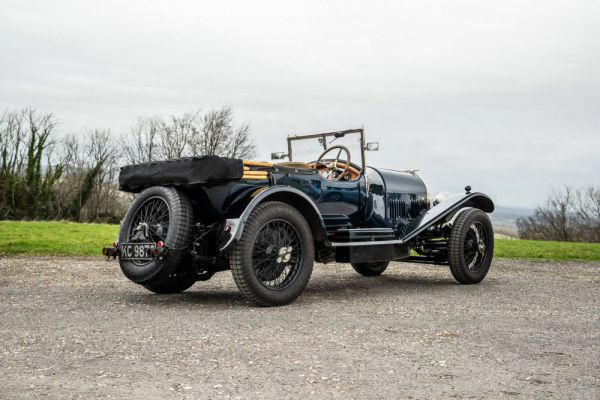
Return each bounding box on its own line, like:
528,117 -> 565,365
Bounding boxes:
330,239 -> 403,247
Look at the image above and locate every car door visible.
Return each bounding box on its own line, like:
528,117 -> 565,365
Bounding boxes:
315,176 -> 362,224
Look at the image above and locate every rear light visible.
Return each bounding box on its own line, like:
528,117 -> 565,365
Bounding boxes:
157,241 -> 164,248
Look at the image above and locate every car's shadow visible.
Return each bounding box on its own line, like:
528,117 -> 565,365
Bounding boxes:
119,273 -> 480,309
302,275 -> 463,302
122,288 -> 247,308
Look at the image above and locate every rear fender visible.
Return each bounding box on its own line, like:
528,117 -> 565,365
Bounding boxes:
219,186 -> 327,253
402,192 -> 494,242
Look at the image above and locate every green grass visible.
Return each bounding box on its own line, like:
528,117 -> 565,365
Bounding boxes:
1,221 -> 599,261
0,221 -> 118,256
494,238 -> 600,261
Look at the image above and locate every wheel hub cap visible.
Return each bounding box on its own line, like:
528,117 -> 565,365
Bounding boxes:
276,246 -> 293,263
464,222 -> 488,271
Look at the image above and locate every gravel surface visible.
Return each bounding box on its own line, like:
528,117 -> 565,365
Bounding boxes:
1,257 -> 599,399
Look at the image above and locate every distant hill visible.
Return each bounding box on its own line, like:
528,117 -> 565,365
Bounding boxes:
489,205 -> 534,228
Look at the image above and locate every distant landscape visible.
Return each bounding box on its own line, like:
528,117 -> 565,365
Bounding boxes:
1,220 -> 599,262
489,205 -> 533,238
489,205 -> 533,228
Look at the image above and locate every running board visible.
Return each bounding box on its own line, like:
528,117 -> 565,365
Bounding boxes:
333,238 -> 410,263
331,228 -> 401,247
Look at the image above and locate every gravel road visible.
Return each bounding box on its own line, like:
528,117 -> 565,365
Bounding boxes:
1,257 -> 599,399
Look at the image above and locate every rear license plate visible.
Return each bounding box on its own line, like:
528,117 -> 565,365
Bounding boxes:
120,243 -> 154,260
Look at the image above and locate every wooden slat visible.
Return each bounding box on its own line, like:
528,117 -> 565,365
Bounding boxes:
243,171 -> 269,176
243,160 -> 273,167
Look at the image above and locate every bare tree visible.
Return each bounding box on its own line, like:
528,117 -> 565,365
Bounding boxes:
573,186 -> 600,242
517,187 -> 575,241
53,134 -> 83,219
57,130 -> 123,221
1,106 -> 256,223
0,109 -> 27,177
125,107 -> 256,162
190,106 -> 256,158
0,110 -> 25,218
124,117 -> 162,164
80,129 -> 122,221
225,122 -> 255,159
0,108 -> 64,219
517,185 -> 600,243
159,111 -> 199,159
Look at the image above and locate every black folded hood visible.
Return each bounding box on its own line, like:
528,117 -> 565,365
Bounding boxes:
118,155 -> 244,193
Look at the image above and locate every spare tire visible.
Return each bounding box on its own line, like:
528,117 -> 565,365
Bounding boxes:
118,186 -> 194,285
351,261 -> 389,276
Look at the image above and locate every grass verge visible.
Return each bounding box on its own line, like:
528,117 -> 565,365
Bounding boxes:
0,221 -> 118,257
1,221 -> 599,261
494,238 -> 600,262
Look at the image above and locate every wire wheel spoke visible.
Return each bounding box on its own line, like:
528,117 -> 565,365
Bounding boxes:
127,197 -> 170,266
463,221 -> 487,271
252,219 -> 302,290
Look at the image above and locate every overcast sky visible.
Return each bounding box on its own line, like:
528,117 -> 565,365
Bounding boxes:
1,0 -> 598,207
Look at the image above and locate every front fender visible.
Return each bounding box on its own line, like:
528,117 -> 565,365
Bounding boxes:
219,186 -> 327,253
401,192 -> 494,242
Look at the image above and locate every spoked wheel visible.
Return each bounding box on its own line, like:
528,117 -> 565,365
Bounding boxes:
448,208 -> 494,284
463,222 -> 489,271
230,201 -> 314,306
128,197 -> 170,266
252,220 -> 303,289
118,186 -> 193,285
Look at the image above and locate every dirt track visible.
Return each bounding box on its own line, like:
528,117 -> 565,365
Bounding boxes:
1,257 -> 599,399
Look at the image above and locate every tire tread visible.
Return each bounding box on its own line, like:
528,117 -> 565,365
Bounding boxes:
230,201 -> 314,306
119,186 -> 194,285
448,208 -> 493,284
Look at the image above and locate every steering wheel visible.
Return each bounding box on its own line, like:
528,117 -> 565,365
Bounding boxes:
314,145 -> 351,181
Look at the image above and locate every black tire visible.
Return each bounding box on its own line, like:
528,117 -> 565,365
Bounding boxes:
448,208 -> 494,284
351,261 -> 390,276
230,201 -> 314,306
118,186 -> 194,285
143,269 -> 196,294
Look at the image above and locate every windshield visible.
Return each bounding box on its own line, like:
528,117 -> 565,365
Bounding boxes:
288,130 -> 364,168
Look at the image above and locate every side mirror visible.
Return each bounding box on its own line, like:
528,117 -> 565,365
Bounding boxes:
365,142 -> 379,151
271,152 -> 288,160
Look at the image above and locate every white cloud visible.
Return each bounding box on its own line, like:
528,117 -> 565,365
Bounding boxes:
1,0 -> 599,206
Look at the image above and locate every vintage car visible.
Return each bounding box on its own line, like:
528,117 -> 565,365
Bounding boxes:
104,128 -> 494,306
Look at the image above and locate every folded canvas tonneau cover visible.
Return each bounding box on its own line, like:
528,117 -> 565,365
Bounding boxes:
119,155 -> 244,193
